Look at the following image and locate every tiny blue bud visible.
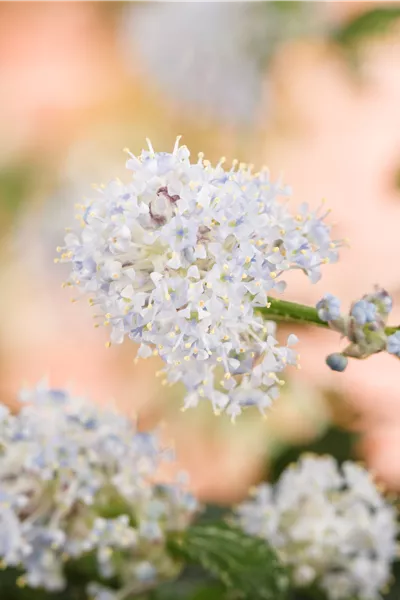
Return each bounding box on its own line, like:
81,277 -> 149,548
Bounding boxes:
387,331 -> 400,357
326,353 -> 348,372
350,300 -> 376,326
316,294 -> 341,322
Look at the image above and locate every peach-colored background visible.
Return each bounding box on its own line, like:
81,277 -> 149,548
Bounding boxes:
1,2 -> 400,501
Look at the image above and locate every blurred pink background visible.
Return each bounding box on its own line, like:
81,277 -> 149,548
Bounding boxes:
1,1 -> 400,501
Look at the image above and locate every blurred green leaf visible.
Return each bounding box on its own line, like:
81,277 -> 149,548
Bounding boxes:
0,567 -> 87,600
168,522 -> 289,600
148,574 -> 225,600
270,425 -> 359,483
333,6 -> 400,49
0,165 -> 35,217
384,561 -> 400,599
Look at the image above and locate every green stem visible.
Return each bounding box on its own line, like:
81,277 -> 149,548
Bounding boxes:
257,299 -> 328,328
258,298 -> 399,335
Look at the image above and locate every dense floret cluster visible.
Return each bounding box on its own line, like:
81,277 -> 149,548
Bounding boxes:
59,139 -> 340,419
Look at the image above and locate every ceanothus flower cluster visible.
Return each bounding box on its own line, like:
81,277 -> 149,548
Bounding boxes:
234,455 -> 398,600
0,382 -> 198,599
316,287 -> 399,371
59,138 -> 341,419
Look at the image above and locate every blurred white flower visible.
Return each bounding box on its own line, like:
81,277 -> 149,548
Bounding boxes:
235,455 -> 398,600
0,381 -> 198,594
60,138 -> 340,419
120,2 -> 327,124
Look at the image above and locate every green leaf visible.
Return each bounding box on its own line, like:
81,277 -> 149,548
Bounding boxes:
0,164 -> 35,217
148,577 -> 226,600
168,522 -> 289,600
333,6 -> 400,49
270,424 -> 359,484
0,567 -> 88,600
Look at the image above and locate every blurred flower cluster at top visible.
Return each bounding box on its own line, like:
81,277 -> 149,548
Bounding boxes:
2,1 -> 400,524
120,2 -> 328,125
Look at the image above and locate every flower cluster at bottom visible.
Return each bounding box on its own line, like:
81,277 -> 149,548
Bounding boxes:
234,455 -> 398,600
0,382 -> 198,599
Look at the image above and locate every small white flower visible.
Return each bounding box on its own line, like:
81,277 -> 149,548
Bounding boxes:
60,139 -> 341,419
0,382 -> 198,592
235,455 -> 398,600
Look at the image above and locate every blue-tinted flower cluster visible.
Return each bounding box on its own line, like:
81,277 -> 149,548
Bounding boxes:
0,382 -> 198,598
59,139 -> 341,419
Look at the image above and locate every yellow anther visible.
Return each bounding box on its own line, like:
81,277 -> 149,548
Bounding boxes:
184,356 -> 190,361
216,357 -> 223,362
105,341 -> 111,348
270,272 -> 277,279
224,373 -> 231,380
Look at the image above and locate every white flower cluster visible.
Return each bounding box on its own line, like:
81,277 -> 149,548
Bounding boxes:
0,382 -> 198,598
59,139 -> 340,419
235,455 -> 398,600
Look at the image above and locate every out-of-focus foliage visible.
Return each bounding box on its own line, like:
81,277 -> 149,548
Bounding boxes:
0,163 -> 36,224
333,6 -> 400,50
168,523 -> 289,600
